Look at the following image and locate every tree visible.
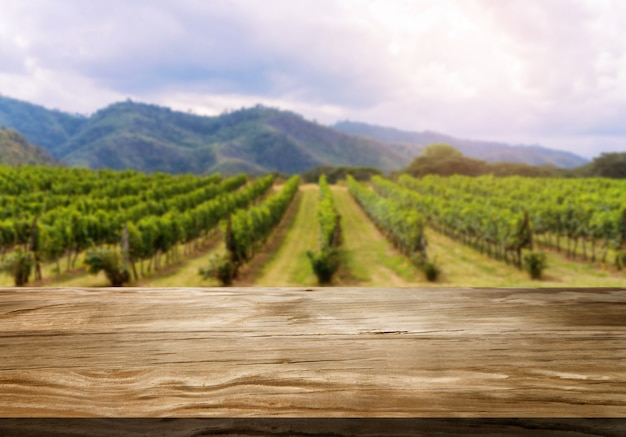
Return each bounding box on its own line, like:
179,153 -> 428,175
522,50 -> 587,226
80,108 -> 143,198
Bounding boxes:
401,144 -> 487,177
585,152 -> 626,178
423,144 -> 463,160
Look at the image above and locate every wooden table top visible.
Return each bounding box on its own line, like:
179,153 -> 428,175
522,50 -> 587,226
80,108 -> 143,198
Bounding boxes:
0,287 -> 624,418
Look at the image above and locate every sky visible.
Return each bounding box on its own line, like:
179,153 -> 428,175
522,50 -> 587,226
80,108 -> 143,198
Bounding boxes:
1,0 -> 626,158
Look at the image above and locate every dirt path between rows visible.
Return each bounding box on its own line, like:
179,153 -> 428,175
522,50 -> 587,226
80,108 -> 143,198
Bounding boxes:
246,185 -> 319,286
331,186 -> 418,286
248,184 -> 417,287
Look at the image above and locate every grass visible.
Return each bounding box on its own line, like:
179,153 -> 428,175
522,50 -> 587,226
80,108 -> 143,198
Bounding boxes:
535,233 -> 622,268
134,241 -> 222,288
425,227 -> 626,287
331,186 -> 423,286
331,184 -> 626,288
0,252 -> 109,287
246,184 -> 425,287
2,182 -> 623,289
424,228 -> 534,287
245,185 -> 319,286
13,237 -> 225,288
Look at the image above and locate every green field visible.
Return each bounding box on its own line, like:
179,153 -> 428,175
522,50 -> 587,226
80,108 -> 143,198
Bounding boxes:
1,171 -> 624,288
233,184 -> 626,288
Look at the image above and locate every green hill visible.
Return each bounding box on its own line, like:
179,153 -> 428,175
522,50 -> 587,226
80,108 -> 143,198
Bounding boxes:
333,121 -> 588,168
0,127 -> 56,166
0,95 -> 589,174
0,95 -> 87,155
0,96 -> 407,174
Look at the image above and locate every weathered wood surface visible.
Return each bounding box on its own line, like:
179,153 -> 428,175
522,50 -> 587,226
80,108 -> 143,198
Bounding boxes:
0,287 -> 624,418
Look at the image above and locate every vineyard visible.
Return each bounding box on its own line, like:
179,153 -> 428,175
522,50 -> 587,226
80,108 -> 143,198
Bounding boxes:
0,165 -> 286,287
0,165 -> 624,287
372,174 -> 626,274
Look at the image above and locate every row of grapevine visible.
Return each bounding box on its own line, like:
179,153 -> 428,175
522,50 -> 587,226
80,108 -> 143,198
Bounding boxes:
316,175 -> 342,250
0,171 -> 224,221
201,175 -> 300,285
396,174 -> 626,266
372,175 -> 533,268
0,165 -> 277,285
0,174 -> 255,272
308,175 -> 342,284
8,165 -> 215,193
82,173 -> 277,284
0,165 -> 149,196
0,165 -> 222,214
347,176 -> 438,280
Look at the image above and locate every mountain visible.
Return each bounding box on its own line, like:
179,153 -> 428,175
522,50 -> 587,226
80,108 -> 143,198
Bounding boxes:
332,121 -> 588,169
0,95 -> 87,155
0,127 -> 57,166
0,94 -> 589,174
0,96 -> 407,174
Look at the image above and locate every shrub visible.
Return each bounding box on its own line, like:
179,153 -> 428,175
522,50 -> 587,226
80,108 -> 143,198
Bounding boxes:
1,247 -> 34,286
84,248 -> 131,287
307,248 -> 340,285
421,259 -> 441,282
199,254 -> 238,286
523,251 -> 547,279
307,175 -> 342,285
413,254 -> 441,282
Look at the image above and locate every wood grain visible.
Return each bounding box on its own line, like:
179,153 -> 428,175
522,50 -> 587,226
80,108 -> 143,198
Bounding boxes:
0,287 -> 624,417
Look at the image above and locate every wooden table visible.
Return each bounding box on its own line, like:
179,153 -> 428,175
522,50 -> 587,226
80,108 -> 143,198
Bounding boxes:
0,287 -> 624,432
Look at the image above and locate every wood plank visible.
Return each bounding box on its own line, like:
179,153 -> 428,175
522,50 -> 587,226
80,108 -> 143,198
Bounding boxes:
0,287 -> 624,417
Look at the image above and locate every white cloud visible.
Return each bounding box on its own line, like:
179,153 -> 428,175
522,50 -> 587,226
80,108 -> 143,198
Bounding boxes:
0,0 -> 625,157
0,65 -> 125,115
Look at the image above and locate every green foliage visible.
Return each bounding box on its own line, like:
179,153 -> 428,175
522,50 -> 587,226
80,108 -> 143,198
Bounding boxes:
580,152 -> 626,179
2,94 -> 593,177
301,165 -> 383,184
389,175 -> 535,267
423,144 -> 463,159
40,224 -> 65,264
84,248 -> 131,287
0,95 -> 86,155
347,175 -> 433,281
2,162 -> 626,288
0,127 -> 56,166
211,175 -> 300,284
1,247 -> 34,286
199,254 -> 237,286
0,96 -> 407,175
0,168 -> 268,283
307,248 -> 340,285
398,143 -> 564,178
488,162 -> 559,177
308,175 -> 342,284
523,251 -> 548,279
349,176 -> 427,259
317,175 -> 342,249
401,144 -> 489,177
414,255 -> 441,282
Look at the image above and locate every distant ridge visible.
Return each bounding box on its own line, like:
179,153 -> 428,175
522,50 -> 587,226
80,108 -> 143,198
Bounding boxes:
332,121 -> 588,169
0,94 -> 87,155
0,96 -> 406,174
0,127 -> 57,166
0,94 -> 588,174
